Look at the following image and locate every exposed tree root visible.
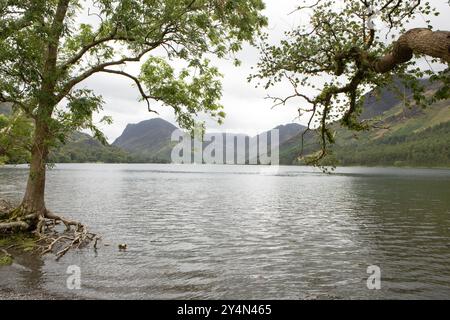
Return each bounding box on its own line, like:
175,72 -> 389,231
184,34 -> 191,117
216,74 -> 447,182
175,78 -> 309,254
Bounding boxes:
36,218 -> 99,260
0,221 -> 30,232
0,200 -> 100,260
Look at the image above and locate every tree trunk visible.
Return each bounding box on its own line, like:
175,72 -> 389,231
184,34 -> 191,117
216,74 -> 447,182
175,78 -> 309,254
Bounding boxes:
11,0 -> 70,226
18,120 -> 49,220
372,28 -> 450,73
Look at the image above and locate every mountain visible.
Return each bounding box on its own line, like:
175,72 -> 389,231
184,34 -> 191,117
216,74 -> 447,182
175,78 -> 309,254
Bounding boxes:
205,122 -> 305,164
359,78 -> 420,120
279,79 -> 450,167
49,131 -> 129,163
112,118 -> 177,162
268,123 -> 306,146
111,118 -> 305,164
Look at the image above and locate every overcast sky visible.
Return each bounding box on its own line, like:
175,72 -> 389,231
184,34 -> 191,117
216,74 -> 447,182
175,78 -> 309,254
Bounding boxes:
81,0 -> 449,143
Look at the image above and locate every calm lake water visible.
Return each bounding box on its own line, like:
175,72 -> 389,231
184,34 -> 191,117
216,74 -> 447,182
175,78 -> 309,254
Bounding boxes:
0,164 -> 449,299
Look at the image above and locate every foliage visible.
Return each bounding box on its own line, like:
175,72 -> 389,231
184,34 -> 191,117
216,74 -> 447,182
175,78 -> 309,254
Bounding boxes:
251,0 -> 449,165
0,110 -> 33,164
279,81 -> 450,168
0,253 -> 13,266
140,57 -> 224,129
48,131 -> 130,163
0,0 -> 267,148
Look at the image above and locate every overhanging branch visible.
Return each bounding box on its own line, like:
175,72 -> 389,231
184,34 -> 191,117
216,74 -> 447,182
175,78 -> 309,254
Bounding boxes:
371,28 -> 450,73
56,46 -> 158,103
99,69 -> 159,113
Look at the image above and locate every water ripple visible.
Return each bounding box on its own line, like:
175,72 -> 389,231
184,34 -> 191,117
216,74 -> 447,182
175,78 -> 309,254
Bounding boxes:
0,164 -> 449,299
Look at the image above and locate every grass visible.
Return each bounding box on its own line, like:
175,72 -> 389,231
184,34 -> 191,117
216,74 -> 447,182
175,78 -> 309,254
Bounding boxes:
0,253 -> 13,266
0,233 -> 38,266
0,233 -> 38,253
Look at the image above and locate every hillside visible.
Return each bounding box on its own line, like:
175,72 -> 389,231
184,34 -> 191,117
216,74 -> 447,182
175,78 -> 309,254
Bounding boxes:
332,97 -> 450,167
279,80 -> 450,167
272,123 -> 306,146
49,131 -> 129,163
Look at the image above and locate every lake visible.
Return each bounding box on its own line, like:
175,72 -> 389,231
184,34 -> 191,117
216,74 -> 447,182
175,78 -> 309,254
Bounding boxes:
0,164 -> 449,299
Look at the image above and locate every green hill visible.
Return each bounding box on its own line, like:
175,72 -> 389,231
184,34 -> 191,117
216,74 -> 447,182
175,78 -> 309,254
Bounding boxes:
279,80 -> 450,167
48,131 -> 130,163
332,97 -> 450,167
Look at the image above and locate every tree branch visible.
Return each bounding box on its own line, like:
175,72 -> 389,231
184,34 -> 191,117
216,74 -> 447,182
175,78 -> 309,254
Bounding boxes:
99,69 -> 159,113
56,45 -> 159,103
371,28 -> 450,73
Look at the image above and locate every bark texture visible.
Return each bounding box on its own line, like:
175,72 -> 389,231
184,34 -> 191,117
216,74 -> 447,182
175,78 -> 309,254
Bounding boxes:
14,0 -> 71,221
372,28 -> 450,73
19,121 -> 49,218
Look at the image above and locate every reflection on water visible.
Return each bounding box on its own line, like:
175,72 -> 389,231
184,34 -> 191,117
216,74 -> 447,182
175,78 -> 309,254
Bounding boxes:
0,164 -> 449,299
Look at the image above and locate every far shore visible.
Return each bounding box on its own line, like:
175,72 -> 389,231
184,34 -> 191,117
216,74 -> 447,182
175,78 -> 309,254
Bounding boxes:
1,162 -> 450,170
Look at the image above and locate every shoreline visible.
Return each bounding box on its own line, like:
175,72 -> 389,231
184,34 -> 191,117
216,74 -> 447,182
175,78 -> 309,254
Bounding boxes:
0,288 -> 59,300
0,199 -> 58,300
0,247 -> 71,300
1,162 -> 450,169
0,261 -> 59,300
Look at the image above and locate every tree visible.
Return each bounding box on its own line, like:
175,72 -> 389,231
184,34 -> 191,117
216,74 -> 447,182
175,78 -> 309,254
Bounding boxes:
251,0 -> 449,164
0,0 -> 266,244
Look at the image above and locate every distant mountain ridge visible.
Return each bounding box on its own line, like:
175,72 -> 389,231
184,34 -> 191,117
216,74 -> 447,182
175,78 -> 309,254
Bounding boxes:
112,118 -> 305,163
3,78 -> 449,167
